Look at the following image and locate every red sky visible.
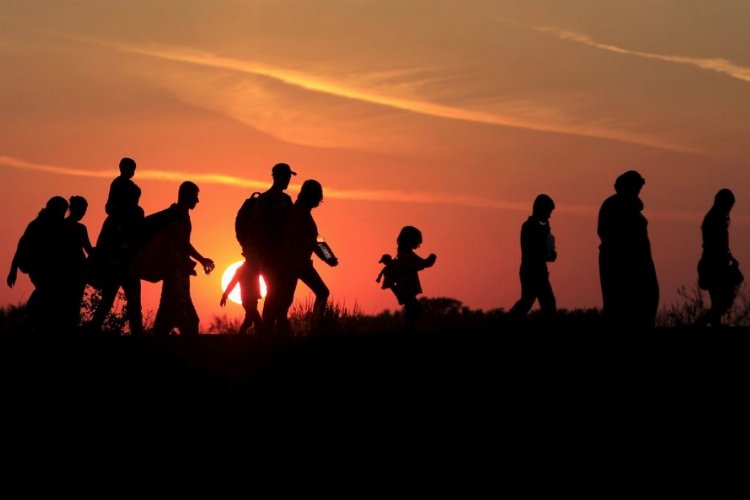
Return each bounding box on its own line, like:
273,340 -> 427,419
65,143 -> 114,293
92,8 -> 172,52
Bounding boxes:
2,1 -> 749,328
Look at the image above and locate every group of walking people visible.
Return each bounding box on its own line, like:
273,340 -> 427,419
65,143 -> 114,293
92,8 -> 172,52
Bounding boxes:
7,158 -> 217,335
6,159 -> 344,336
226,162 -> 340,335
5,159 -> 744,335
506,170 -> 743,328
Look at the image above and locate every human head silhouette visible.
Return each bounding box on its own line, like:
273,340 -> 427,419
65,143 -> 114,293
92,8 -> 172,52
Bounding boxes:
119,157 -> 136,179
44,196 -> 69,220
68,195 -> 88,221
271,162 -> 296,190
714,188 -> 735,213
614,170 -> 645,196
532,194 -> 555,221
298,179 -> 323,208
178,181 -> 200,210
397,226 -> 423,250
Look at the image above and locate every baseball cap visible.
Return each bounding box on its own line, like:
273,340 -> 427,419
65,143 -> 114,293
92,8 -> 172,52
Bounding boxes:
272,163 -> 297,176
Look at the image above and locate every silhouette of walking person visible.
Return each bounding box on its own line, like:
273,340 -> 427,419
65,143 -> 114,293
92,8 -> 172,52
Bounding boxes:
61,195 -> 93,329
7,196 -> 70,331
377,226 -> 436,331
281,180 -> 339,331
598,170 -> 659,329
250,163 -> 296,336
509,194 -> 557,320
152,181 -> 215,337
220,254 -> 263,335
90,157 -> 145,335
695,189 -> 743,327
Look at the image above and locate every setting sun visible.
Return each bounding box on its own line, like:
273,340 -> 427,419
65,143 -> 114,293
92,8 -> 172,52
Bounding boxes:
220,261 -> 267,305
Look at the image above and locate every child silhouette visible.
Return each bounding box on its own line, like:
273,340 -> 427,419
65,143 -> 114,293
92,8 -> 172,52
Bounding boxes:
220,254 -> 263,335
377,226 -> 436,331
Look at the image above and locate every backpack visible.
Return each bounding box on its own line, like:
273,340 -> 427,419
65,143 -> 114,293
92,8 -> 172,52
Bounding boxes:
129,205 -> 182,283
235,192 -> 262,250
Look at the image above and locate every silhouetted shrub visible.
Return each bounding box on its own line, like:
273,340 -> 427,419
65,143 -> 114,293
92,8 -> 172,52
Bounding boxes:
658,283 -> 750,327
205,314 -> 242,335
80,286 -> 131,335
0,303 -> 32,334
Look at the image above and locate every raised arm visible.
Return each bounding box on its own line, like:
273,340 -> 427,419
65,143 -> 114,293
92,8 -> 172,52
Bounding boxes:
220,271 -> 240,306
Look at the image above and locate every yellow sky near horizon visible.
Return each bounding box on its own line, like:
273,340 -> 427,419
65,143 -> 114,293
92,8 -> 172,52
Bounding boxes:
2,0 -> 749,324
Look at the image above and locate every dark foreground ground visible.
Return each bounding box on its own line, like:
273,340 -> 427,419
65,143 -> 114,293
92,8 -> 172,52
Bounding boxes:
3,328 -> 747,487
4,326 -> 750,470
3,327 -> 749,407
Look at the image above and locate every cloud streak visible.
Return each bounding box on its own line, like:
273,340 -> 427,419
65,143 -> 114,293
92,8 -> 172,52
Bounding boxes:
63,36 -> 556,129
0,154 -> 534,214
0,155 -> 269,190
539,27 -> 750,84
5,154 -> 741,224
60,34 -> 689,152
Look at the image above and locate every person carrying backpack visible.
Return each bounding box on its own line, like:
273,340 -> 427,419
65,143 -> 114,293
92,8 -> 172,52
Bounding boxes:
235,163 -> 295,335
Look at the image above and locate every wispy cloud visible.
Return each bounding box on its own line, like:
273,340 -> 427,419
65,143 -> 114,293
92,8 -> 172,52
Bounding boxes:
539,27 -> 750,84
59,34 -> 689,152
6,154 -> 740,224
0,155 -> 270,190
61,35 -> 552,129
0,154 -> 536,213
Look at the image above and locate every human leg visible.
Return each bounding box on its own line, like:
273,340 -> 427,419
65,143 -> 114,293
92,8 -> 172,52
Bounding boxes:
403,296 -> 421,332
153,273 -> 177,337
537,275 -> 557,318
175,272 -> 199,336
122,275 -> 143,336
509,269 -> 539,318
90,282 -> 118,332
299,265 -> 330,317
703,286 -> 736,326
262,266 -> 296,336
239,300 -> 262,334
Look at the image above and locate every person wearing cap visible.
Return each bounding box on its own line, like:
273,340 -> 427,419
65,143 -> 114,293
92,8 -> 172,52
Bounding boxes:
598,170 -> 659,329
254,162 -> 296,335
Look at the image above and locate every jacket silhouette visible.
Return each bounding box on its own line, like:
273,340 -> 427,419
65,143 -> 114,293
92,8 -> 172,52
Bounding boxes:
509,194 -> 557,319
598,170 -> 659,328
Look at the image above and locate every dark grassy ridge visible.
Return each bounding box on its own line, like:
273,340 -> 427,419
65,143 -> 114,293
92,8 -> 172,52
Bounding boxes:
3,327 -> 748,406
4,326 -> 750,468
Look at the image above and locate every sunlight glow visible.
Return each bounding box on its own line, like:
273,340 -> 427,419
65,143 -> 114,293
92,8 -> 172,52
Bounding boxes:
221,261 -> 267,305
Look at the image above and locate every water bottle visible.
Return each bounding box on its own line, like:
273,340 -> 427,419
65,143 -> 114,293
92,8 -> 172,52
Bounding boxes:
546,233 -> 556,261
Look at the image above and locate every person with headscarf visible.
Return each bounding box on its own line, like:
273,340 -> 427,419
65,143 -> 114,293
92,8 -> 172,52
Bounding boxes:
598,170 -> 659,328
7,196 -> 70,331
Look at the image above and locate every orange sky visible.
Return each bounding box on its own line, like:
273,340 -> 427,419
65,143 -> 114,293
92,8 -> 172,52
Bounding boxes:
2,1 -> 749,327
